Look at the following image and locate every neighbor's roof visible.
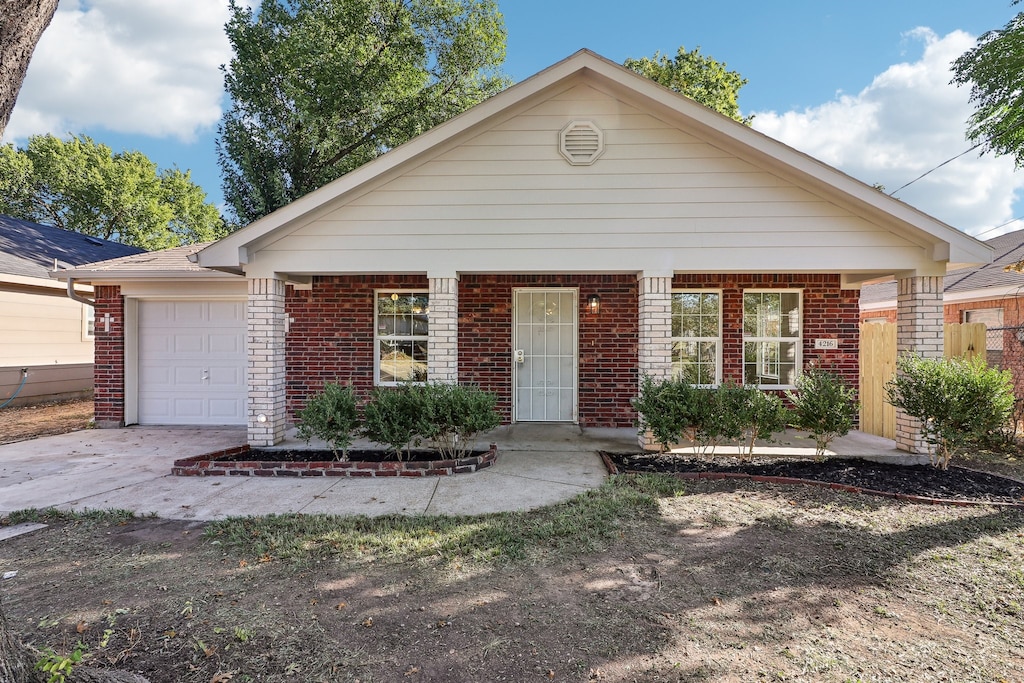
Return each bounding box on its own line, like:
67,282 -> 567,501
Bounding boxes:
54,242 -> 222,280
0,214 -> 144,281
860,228 -> 1024,306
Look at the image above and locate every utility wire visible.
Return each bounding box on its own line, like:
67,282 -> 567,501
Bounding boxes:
887,142 -> 983,197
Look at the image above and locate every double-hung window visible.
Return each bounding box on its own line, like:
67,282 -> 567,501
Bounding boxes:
743,290 -> 800,387
671,290 -> 721,386
375,291 -> 429,385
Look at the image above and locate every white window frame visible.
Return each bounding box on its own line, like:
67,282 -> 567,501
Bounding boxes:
82,304 -> 95,341
742,289 -> 802,389
374,290 -> 429,386
671,289 -> 722,387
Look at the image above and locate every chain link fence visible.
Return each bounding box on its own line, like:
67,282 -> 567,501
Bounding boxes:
986,325 -> 1024,432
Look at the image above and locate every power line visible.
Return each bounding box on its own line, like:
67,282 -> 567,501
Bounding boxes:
887,142 -> 983,197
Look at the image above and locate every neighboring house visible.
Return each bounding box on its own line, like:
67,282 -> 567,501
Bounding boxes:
0,215 -> 144,406
54,50 -> 991,453
861,228 -> 1024,394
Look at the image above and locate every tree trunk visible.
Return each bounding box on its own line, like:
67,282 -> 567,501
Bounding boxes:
0,603 -> 150,683
0,0 -> 59,138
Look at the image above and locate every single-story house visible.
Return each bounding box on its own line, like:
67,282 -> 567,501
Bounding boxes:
55,50 -> 991,453
0,215 -> 143,406
861,227 -> 1024,396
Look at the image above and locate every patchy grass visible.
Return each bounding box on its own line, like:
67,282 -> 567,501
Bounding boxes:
2,477 -> 1023,682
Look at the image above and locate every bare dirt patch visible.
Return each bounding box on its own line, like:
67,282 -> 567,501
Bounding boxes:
2,480 -> 1023,682
0,398 -> 93,445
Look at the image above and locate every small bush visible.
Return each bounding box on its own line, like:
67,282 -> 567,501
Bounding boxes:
296,383 -> 359,460
414,383 -> 501,459
739,387 -> 789,459
885,353 -> 1014,468
632,375 -> 706,452
785,368 -> 858,457
361,385 -> 422,460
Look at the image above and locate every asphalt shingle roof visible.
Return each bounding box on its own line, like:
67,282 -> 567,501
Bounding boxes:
860,228 -> 1024,305
0,214 -> 145,280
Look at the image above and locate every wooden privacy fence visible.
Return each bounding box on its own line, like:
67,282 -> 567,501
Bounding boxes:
858,322 -> 987,439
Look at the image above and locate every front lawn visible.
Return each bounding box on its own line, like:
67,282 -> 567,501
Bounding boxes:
2,473 -> 1023,682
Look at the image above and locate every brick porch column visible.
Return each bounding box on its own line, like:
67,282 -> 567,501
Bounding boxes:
428,274 -> 459,383
895,274 -> 944,453
637,271 -> 674,448
248,277 -> 287,446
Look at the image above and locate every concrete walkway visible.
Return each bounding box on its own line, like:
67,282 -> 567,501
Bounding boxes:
0,424 -> 907,522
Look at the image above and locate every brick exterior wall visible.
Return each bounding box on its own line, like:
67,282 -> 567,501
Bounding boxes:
673,274 -> 861,391
459,274 -> 639,427
93,285 -> 125,427
859,308 -> 897,323
284,275 -> 430,419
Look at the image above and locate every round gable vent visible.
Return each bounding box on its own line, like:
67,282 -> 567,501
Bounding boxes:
559,120 -> 604,165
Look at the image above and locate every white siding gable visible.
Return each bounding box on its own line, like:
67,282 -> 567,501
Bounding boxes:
244,81 -> 943,278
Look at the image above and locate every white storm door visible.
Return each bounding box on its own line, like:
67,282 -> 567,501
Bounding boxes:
137,300 -> 247,425
513,289 -> 578,422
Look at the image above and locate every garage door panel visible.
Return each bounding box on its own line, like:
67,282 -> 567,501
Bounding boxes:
209,333 -> 243,354
137,300 -> 246,426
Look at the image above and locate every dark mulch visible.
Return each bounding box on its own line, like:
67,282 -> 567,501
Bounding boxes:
604,452 -> 1024,505
218,448 -> 489,463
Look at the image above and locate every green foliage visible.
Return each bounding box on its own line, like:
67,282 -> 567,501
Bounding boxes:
885,353 -> 1014,469
952,8 -> 1024,167
35,643 -> 87,683
633,376 -> 789,455
360,385 -> 422,460
0,134 -> 225,249
624,45 -> 751,124
360,383 -> 501,459
785,368 -> 858,457
218,0 -> 509,223
296,383 -> 360,460
413,383 -> 501,459
632,375 -> 707,452
738,387 -> 790,458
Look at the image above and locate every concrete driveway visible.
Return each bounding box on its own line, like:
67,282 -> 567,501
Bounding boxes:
0,424 -> 628,521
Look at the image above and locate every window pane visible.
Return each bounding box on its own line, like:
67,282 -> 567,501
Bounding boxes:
376,292 -> 429,383
781,292 -> 800,337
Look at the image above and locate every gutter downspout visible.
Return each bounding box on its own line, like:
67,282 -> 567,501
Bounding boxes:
66,277 -> 94,307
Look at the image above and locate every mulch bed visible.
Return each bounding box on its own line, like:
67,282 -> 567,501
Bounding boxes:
602,452 -> 1024,506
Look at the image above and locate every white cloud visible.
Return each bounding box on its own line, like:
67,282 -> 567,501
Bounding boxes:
752,28 -> 1024,237
3,0 -> 245,144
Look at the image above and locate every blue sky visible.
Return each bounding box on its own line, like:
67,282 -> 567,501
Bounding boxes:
5,0 -> 1023,237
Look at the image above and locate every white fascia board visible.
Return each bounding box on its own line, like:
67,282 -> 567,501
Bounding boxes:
51,269 -> 244,285
2,272 -> 91,292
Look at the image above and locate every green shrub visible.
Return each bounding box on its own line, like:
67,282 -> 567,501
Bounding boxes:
295,383 -> 359,460
361,385 -> 423,460
785,367 -> 858,458
739,387 -> 789,459
414,383 -> 501,459
698,382 -> 748,454
632,375 -> 707,452
885,353 -> 1014,469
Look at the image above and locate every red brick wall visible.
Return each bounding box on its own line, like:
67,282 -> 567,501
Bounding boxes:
458,274 -> 639,428
93,285 -> 125,427
860,308 -> 897,323
284,275 -> 429,419
673,274 -> 860,393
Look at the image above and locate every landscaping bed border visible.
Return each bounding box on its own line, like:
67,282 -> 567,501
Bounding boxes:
172,444 -> 498,477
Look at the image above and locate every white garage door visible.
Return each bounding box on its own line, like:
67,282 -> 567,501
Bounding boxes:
137,300 -> 247,425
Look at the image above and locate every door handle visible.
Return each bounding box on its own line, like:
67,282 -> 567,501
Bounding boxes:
514,349 -> 525,364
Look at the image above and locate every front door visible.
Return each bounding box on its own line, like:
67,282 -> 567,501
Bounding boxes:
513,288 -> 578,422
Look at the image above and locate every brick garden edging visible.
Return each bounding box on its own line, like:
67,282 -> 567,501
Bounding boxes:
598,452 -> 1024,510
172,444 -> 498,477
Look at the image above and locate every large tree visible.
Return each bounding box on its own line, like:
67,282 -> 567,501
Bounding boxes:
952,4 -> 1024,166
0,0 -> 58,138
218,0 -> 509,224
0,134 -> 226,249
624,45 -> 751,124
